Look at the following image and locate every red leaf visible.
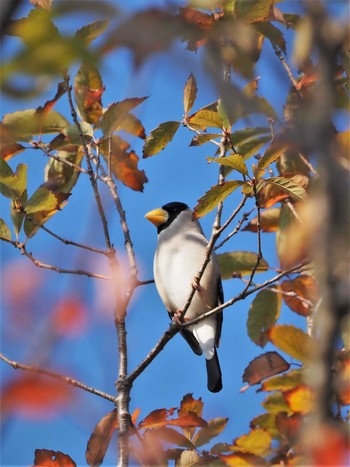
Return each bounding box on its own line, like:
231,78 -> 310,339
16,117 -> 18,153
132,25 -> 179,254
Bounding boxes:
242,352 -> 290,389
34,449 -> 76,467
52,296 -> 89,337
275,412 -> 302,443
36,82 -> 66,117
138,408 -> 176,429
281,275 -> 318,316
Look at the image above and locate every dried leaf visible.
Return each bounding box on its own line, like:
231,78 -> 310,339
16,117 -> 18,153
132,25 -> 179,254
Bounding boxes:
217,251 -> 269,279
74,63 -> 104,124
184,73 -> 197,115
190,133 -> 220,146
138,408 -> 175,429
275,412 -> 302,442
143,121 -> 180,157
86,409 -> 118,467
242,352 -> 290,388
268,325 -> 316,365
247,288 -> 281,347
100,97 -> 147,137
243,208 -> 281,233
281,275 -> 318,316
34,449 -> 76,467
192,418 -> 228,447
193,181 -> 245,218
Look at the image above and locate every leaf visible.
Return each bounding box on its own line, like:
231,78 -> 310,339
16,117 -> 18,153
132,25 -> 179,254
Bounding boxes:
0,160 -> 27,200
275,412 -> 302,442
268,325 -> 316,365
86,409 -> 118,467
190,133 -> 220,146
231,428 -> 271,456
260,369 -> 303,392
168,413 -> 207,429
142,121 -> 180,157
281,275 -> 318,316
2,109 -> 69,141
192,418 -> 228,447
25,187 -> 60,214
242,352 -> 290,388
178,393 -> 204,440
188,109 -> 223,130
247,288 -> 281,347
193,181 -> 245,218
184,73 -> 197,115
100,97 -> 147,137
10,191 -> 27,238
151,426 -> 195,449
258,143 -> 288,170
100,136 -> 148,191
207,154 -> 248,176
217,251 -> 269,279
233,0 -> 273,23
75,19 -> 110,46
52,296 -> 88,337
74,63 -> 104,124
220,452 -> 268,466
2,374 -> 73,419
0,126 -> 25,160
44,149 -> 84,194
284,385 -> 314,414
36,82 -> 66,116
262,392 -> 291,414
138,408 -> 175,429
34,449 -> 76,467
119,113 -> 146,139
254,22 -> 286,54
176,450 -> 201,466
229,127 -> 270,146
237,135 -> 271,160
262,176 -> 307,201
243,208 -> 281,233
0,219 -> 12,240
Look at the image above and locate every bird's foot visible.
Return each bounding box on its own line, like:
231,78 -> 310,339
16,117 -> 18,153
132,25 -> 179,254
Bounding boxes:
172,310 -> 191,325
192,276 -> 202,292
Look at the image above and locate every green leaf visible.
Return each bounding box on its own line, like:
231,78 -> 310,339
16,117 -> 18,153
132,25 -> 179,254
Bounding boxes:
261,369 -> 303,392
0,219 -> 11,240
268,325 -> 316,365
193,181 -> 245,218
25,187 -> 59,214
100,97 -> 147,137
192,418 -> 228,448
247,288 -> 281,347
183,73 -> 197,115
142,121 -> 180,157
2,109 -> 69,141
254,22 -> 286,54
236,135 -> 271,160
217,251 -> 269,278
190,133 -> 220,146
229,127 -> 270,146
263,176 -> 307,201
74,62 -> 104,124
0,160 -> 27,200
188,109 -> 224,130
233,0 -> 273,23
262,391 -> 292,414
44,149 -> 84,194
258,144 -> 288,169
207,154 -> 248,176
10,191 -> 27,238
75,19 -> 110,46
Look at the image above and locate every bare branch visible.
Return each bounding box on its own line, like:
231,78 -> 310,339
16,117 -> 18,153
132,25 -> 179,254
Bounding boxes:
0,353 -> 117,403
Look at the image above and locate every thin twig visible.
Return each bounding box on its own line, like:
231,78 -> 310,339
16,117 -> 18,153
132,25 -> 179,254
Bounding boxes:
1,237 -> 112,280
215,203 -> 253,250
34,142 -> 89,176
0,353 -> 117,403
271,43 -> 302,99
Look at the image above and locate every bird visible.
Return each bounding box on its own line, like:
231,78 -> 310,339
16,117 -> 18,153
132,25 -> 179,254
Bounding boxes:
145,201 -> 223,393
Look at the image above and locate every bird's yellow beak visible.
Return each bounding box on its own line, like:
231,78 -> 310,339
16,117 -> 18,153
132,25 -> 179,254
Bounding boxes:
145,208 -> 169,227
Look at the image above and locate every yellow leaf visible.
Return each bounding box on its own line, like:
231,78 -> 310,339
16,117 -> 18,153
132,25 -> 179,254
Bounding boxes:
231,428 -> 271,456
284,385 -> 314,414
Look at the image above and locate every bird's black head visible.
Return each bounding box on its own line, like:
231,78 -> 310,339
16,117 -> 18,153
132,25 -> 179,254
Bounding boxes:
159,201 -> 189,233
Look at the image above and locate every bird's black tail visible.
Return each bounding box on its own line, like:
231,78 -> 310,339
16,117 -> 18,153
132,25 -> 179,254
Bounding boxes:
206,349 -> 222,393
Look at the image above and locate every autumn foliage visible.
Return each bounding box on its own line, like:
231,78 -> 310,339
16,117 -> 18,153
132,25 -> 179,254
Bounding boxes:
0,0 -> 349,466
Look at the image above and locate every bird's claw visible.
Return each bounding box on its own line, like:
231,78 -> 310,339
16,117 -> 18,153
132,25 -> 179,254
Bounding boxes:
192,277 -> 202,292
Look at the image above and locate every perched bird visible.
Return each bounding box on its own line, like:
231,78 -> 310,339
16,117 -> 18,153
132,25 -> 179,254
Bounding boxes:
145,201 -> 223,392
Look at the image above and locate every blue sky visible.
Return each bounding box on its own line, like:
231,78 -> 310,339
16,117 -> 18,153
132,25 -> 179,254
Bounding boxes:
1,1 -> 348,465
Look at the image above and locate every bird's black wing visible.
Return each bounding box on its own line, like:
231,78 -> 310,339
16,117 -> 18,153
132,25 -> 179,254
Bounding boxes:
168,311 -> 202,356
215,277 -> 224,348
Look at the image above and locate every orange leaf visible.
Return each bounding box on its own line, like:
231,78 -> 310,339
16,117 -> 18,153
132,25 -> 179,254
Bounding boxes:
283,385 -> 314,414
167,413 -> 207,429
36,82 -> 66,117
1,374 -> 74,419
33,449 -> 76,467
335,352 -> 350,405
220,452 -> 268,466
86,409 -> 118,467
52,296 -> 88,337
138,408 -> 175,429
178,393 -> 203,418
305,423 -> 349,467
281,275 -> 318,316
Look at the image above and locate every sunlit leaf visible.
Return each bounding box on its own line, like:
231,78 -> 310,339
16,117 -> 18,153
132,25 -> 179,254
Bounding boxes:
229,0 -> 273,23
25,187 -> 60,214
100,97 -> 147,137
74,63 -> 104,124
0,160 -> 27,200
250,413 -> 279,440
242,352 -> 290,388
217,251 -> 268,279
0,219 -> 12,240
247,288 -> 281,347
100,136 -> 148,191
268,325 -> 316,364
176,449 -> 201,466
262,391 -> 291,414
75,19 -> 110,46
231,428 -> 271,456
281,275 -> 318,316
262,176 -> 307,201
34,449 -> 76,467
184,73 -> 197,115
138,408 -> 175,429
178,393 -> 204,440
243,208 -> 281,233
207,154 -> 248,176
260,369 -> 303,392
192,418 -> 228,447
44,149 -> 84,194
193,181 -> 245,218
275,412 -> 302,443
220,452 -> 268,466
86,409 -> 118,467
143,121 -> 180,157
151,426 -> 195,449
190,133 -> 220,146
284,385 -> 314,414
188,109 -> 223,130
119,113 -> 146,139
10,191 -> 27,238
258,143 -> 288,169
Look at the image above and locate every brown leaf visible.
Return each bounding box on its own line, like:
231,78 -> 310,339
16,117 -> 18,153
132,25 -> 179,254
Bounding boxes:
138,408 -> 175,429
86,409 -> 118,467
74,63 -> 104,124
34,449 -> 76,467
243,208 -> 281,233
242,351 -> 290,388
1,374 -> 74,419
275,412 -> 302,443
281,275 -> 318,316
178,393 -> 203,418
